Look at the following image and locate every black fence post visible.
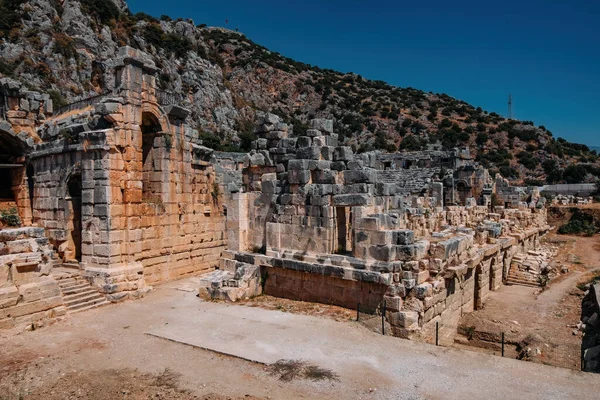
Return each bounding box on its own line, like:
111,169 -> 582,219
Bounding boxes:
381,303 -> 386,335
501,332 -> 505,357
357,302 -> 360,322
436,322 -> 439,346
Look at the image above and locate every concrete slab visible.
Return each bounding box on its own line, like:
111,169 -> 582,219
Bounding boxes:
144,289 -> 599,400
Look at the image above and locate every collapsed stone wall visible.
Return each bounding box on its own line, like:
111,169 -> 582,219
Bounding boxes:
218,114 -> 549,343
0,227 -> 65,330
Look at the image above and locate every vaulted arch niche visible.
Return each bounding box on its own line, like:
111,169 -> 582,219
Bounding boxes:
140,112 -> 163,202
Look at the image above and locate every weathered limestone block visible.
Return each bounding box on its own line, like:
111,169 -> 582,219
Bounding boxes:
369,245 -> 395,262
389,311 -> 419,329
296,146 -> 321,160
308,119 -> 334,133
395,241 -> 429,261
343,169 -> 376,184
415,283 -> 433,299
384,295 -> 403,311
334,146 -> 354,161
393,230 -> 414,245
332,194 -> 370,207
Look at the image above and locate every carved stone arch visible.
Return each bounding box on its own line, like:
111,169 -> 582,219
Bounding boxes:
0,122 -> 32,160
0,122 -> 33,222
58,163 -> 83,262
139,103 -> 171,204
140,102 -> 171,133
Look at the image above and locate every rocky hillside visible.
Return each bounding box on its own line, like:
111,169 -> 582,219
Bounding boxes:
1,0 -> 599,184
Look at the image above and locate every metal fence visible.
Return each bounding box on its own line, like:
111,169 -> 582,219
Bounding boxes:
426,323 -> 583,371
356,302 -> 392,336
355,302 -> 582,371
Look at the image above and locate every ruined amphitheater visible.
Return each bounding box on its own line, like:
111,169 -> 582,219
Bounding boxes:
1,47 -> 550,343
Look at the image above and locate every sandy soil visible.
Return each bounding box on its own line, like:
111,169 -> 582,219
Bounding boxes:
456,232 -> 600,369
237,295 -> 356,322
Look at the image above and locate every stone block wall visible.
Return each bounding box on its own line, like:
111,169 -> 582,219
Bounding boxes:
0,227 -> 65,330
264,266 -> 387,311
222,115 -> 550,344
23,47 -> 228,300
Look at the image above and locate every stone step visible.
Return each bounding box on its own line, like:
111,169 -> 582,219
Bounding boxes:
60,283 -> 93,295
63,289 -> 101,303
59,280 -> 91,292
68,298 -> 110,313
508,276 -> 538,284
506,278 -> 540,288
64,292 -> 106,308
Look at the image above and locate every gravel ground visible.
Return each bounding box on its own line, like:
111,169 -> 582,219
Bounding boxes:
1,279 -> 599,400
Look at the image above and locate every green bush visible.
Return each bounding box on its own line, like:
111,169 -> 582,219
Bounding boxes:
558,210 -> 597,236
0,0 -> 26,37
399,135 -> 422,151
563,164 -> 588,184
48,90 -> 68,109
52,33 -> 76,59
80,0 -> 121,25
142,24 -> 193,58
0,207 -> 21,227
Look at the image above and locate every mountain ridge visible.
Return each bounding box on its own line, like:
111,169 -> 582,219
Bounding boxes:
0,0 -> 598,185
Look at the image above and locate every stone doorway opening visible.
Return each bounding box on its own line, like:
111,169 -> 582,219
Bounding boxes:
140,112 -> 162,201
335,207 -> 353,254
66,173 -> 82,262
0,129 -> 26,224
474,264 -> 483,310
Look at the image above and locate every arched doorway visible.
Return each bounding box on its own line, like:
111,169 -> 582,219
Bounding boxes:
140,112 -> 162,201
66,173 -> 82,262
455,181 -> 469,206
489,258 -> 497,291
0,129 -> 26,224
27,164 -> 35,221
474,264 -> 483,310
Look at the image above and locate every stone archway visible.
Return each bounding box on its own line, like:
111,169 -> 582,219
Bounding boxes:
65,172 -> 83,262
140,111 -> 164,202
0,124 -> 31,224
489,257 -> 497,291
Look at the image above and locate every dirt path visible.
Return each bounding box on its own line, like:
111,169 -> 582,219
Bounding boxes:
457,233 -> 600,369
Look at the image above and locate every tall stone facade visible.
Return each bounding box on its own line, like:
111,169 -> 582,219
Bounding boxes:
1,47 -> 226,312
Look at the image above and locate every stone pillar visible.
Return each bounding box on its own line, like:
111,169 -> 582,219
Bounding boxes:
226,192 -> 250,252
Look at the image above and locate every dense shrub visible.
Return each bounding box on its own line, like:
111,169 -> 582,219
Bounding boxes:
558,210 -> 597,236
0,0 -> 26,37
142,23 -> 192,58
399,135 -> 422,151
476,132 -> 488,146
80,0 -> 121,25
52,33 -> 76,59
562,164 -> 588,184
0,207 -> 21,227
517,151 -> 538,170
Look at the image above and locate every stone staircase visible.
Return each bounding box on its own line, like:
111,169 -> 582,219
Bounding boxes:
53,270 -> 110,313
506,264 -> 541,287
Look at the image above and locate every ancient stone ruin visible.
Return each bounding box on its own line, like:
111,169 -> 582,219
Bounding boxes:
1,46 -> 549,343
1,47 -> 225,329
202,113 -> 550,342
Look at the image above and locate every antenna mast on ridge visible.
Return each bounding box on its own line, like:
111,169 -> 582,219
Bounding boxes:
507,93 -> 513,119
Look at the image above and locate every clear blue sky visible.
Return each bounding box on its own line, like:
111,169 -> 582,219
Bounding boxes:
128,0 -> 600,146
